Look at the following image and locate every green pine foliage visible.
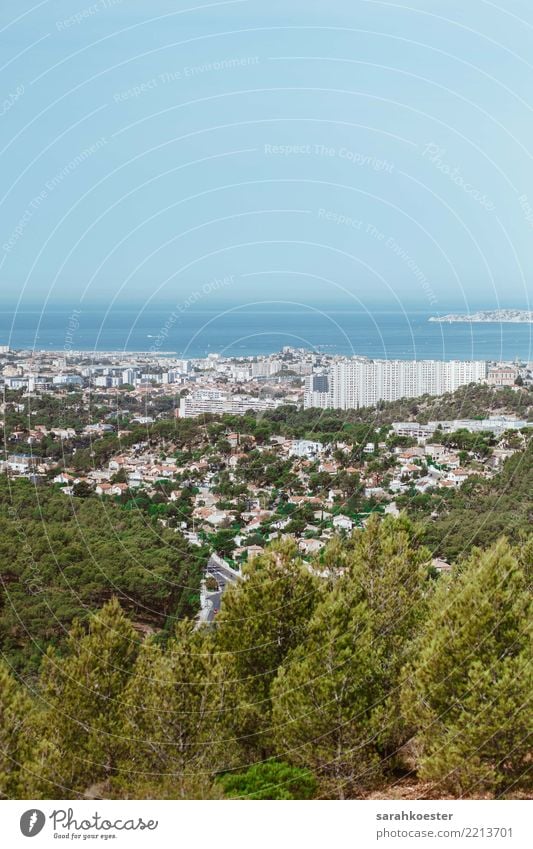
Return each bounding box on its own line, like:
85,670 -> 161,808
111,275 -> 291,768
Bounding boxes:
0,516 -> 530,800
112,622 -> 230,799
215,541 -> 320,758
217,759 -> 316,799
0,477 -> 204,673
271,577 -> 383,798
344,515 -> 434,760
22,599 -> 139,798
271,516 -> 433,797
0,661 -> 35,798
401,539 -> 532,796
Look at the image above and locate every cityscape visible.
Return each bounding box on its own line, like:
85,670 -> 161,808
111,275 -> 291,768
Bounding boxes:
1,341 -> 530,569
0,0 -> 532,829
1,344 -> 529,409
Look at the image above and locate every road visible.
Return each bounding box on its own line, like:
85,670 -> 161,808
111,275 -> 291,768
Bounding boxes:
202,553 -> 242,624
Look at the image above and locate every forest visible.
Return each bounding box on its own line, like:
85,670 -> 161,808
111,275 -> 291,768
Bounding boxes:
0,515 -> 531,800
0,476 -> 205,673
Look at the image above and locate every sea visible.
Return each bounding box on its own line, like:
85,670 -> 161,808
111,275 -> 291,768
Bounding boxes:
0,304 -> 531,361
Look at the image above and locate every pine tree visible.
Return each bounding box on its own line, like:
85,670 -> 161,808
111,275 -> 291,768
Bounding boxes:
24,598 -> 139,798
0,662 -> 34,798
271,576 -> 383,798
113,622 -> 229,799
215,541 -> 320,758
271,516 -> 433,797
345,514 -> 433,760
401,538 -> 532,795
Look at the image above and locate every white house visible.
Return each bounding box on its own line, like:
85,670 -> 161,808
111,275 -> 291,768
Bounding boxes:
364,486 -> 386,499
53,472 -> 73,485
332,514 -> 353,532
289,439 -> 324,459
389,479 -> 407,493
446,468 -> 470,486
298,538 -> 325,555
414,477 -> 434,494
204,511 -> 229,527
52,428 -> 76,441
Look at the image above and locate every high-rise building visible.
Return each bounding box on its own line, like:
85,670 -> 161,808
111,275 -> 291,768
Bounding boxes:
122,368 -> 138,385
304,359 -> 487,409
179,391 -> 281,417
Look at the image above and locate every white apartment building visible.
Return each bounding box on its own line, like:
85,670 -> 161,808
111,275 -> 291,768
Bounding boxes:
179,390 -> 281,418
229,366 -> 253,382
122,369 -> 138,385
392,415 -> 528,438
53,374 -> 83,386
251,359 -> 282,378
161,371 -> 183,384
94,375 -> 113,388
305,359 -> 487,409
4,377 -> 29,389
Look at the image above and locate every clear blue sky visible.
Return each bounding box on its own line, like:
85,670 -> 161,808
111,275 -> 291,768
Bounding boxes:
1,0 -> 532,313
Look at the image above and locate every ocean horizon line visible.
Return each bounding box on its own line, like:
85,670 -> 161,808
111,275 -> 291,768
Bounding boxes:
0,303 -> 529,314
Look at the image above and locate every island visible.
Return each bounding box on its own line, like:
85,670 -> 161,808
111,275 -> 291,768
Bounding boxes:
429,309 -> 533,323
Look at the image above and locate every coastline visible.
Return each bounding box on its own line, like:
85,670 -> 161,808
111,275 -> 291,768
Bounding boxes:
429,310 -> 533,324
1,307 -> 532,359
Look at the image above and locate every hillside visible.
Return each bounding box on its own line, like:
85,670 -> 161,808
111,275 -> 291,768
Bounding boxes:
0,517 -> 530,800
0,477 -> 205,673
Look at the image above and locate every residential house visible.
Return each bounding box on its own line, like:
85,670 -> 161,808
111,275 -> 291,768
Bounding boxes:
332,514 -> 353,532
298,538 -> 325,555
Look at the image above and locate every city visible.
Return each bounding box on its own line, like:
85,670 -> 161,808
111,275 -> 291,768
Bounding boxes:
1,345 -> 530,573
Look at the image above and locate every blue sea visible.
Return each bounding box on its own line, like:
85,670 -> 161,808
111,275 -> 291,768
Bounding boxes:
0,304 -> 531,361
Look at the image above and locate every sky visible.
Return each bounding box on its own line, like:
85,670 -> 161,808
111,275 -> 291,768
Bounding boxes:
1,0 -> 533,315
